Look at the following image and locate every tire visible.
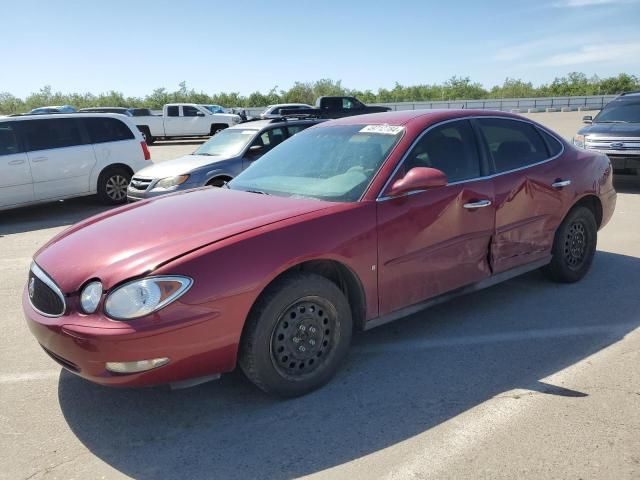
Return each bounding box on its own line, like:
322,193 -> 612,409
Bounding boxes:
209,124 -> 228,136
97,167 -> 131,205
239,272 -> 352,397
139,126 -> 154,145
543,206 -> 597,283
206,177 -> 230,188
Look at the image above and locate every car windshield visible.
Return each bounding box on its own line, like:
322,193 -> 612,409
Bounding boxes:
229,124 -> 404,202
193,128 -> 258,157
594,100 -> 640,123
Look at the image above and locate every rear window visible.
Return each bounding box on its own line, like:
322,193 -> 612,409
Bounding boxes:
167,106 -> 180,117
538,128 -> 563,157
21,118 -> 84,151
0,123 -> 22,156
84,117 -> 134,143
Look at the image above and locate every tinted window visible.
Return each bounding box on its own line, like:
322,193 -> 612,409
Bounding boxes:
254,127 -> 287,151
0,123 -> 22,156
21,118 -> 84,151
476,118 -> 549,172
167,106 -> 179,117
594,100 -> 640,123
183,106 -> 200,117
404,120 -> 481,183
84,117 -> 134,143
287,125 -> 310,136
538,128 -> 563,157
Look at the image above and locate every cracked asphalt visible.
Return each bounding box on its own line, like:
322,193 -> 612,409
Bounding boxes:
1,119 -> 639,479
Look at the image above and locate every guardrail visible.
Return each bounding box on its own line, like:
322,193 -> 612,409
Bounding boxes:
242,94 -> 616,118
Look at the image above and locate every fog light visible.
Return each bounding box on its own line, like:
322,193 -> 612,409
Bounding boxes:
105,358 -> 169,374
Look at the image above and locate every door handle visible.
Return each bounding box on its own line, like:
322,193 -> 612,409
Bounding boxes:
552,180 -> 571,188
463,199 -> 492,209
8,159 -> 25,165
31,157 -> 48,163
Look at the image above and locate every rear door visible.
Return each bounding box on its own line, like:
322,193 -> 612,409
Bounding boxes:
21,118 -> 96,200
83,117 -> 140,181
474,117 -> 571,273
377,119 -> 495,315
163,106 -> 182,136
0,121 -> 34,208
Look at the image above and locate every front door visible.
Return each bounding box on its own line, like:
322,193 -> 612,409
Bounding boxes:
377,119 -> 495,315
0,121 -> 34,208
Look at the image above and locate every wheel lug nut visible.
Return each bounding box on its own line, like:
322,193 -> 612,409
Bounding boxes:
299,346 -> 306,352
293,337 -> 300,343
309,339 -> 316,346
309,327 -> 316,333
299,325 -> 306,331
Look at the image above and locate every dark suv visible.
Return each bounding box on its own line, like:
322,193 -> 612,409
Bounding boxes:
574,91 -> 640,175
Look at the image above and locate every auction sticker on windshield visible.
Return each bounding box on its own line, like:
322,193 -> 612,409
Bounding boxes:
359,125 -> 404,135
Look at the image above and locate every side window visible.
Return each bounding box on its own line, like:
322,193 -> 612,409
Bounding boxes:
183,106 -> 200,117
287,125 -> 309,136
167,106 -> 180,117
476,118 -> 549,173
0,122 -> 22,156
404,120 -> 481,183
342,98 -> 354,109
84,117 -> 135,143
254,128 -> 286,150
21,119 -> 84,151
538,128 -> 563,157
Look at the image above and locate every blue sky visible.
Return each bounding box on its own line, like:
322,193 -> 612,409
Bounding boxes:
4,0 -> 640,97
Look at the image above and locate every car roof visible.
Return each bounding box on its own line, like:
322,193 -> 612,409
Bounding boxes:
0,112 -> 139,123
227,118 -> 324,131
322,109 -> 525,127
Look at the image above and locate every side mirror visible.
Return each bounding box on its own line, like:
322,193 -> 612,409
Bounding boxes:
582,115 -> 593,124
196,112 -> 205,117
387,167 -> 447,197
248,144 -> 265,155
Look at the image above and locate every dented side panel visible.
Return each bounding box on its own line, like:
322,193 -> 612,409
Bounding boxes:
376,180 -> 495,316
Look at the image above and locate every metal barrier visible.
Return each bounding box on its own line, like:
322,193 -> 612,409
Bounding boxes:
242,94 -> 617,117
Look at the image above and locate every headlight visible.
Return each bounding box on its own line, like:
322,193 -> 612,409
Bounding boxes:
104,276 -> 192,320
153,174 -> 190,190
573,134 -> 585,148
80,281 -> 103,314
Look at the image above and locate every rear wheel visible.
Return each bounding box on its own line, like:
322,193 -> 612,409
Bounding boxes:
239,273 -> 352,397
209,124 -> 228,136
97,167 -> 131,205
543,206 -> 597,283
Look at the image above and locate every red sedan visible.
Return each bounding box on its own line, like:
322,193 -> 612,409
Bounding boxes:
23,110 -> 616,397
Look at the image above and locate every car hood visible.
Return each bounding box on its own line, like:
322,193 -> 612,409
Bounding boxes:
34,188 -> 332,292
134,154 -> 240,179
578,123 -> 640,137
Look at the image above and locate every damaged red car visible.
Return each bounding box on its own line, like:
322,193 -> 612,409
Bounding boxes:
24,110 -> 616,397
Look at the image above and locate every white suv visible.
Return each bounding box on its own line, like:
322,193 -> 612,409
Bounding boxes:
0,113 -> 151,211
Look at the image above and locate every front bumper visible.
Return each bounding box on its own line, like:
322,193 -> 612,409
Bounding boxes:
23,288 -> 236,387
127,182 -> 200,202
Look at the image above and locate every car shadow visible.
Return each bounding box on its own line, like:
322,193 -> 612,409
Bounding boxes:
57,251 -> 640,479
0,197 -> 112,236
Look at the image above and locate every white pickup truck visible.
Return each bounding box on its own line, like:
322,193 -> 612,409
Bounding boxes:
134,103 -> 242,144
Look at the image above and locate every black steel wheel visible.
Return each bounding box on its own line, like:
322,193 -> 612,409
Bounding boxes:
543,206 -> 597,283
240,272 -> 352,397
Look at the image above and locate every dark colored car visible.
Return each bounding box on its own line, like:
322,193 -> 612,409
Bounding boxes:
126,118 -> 324,200
128,108 -> 155,117
575,91 -> 640,175
23,110 -> 616,397
283,96 -> 392,119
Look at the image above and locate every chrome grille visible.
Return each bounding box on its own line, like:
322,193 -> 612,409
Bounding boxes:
129,177 -> 154,191
585,137 -> 640,153
28,263 -> 66,317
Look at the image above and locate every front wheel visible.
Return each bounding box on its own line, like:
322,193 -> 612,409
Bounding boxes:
239,273 -> 352,397
543,206 -> 597,283
97,167 -> 131,205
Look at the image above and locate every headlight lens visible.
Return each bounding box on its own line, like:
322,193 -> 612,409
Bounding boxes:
153,174 -> 190,190
104,276 -> 192,320
573,134 -> 585,148
80,281 -> 103,314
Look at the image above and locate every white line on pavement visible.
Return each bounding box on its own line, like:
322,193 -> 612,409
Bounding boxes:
0,370 -> 60,384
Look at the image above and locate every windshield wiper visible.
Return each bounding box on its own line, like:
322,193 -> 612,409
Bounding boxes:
196,152 -> 218,156
245,189 -> 270,195
596,120 -> 629,123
